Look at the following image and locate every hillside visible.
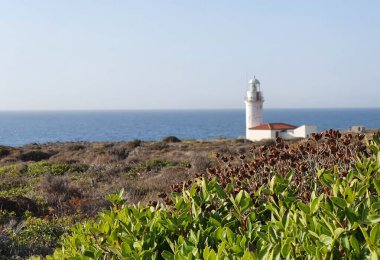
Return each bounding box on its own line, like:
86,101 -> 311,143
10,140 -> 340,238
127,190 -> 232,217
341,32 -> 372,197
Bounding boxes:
0,131 -> 379,258
0,137 -> 256,258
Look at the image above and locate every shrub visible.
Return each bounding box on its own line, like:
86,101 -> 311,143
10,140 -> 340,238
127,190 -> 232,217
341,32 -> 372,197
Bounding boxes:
0,164 -> 24,176
48,133 -> 380,259
0,196 -> 40,217
128,139 -> 142,148
162,136 -> 181,143
108,147 -> 130,161
5,215 -> 66,257
67,144 -> 86,151
127,160 -> 190,175
190,155 -> 212,174
149,141 -> 169,150
175,130 -> 369,203
0,209 -> 16,225
0,232 -> 12,257
0,183 -> 31,197
68,197 -> 111,216
26,162 -> 87,176
40,174 -> 82,207
0,146 -> 11,158
18,151 -> 54,162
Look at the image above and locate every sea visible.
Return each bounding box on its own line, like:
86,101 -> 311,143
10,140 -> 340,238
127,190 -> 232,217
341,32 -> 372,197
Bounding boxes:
0,109 -> 379,147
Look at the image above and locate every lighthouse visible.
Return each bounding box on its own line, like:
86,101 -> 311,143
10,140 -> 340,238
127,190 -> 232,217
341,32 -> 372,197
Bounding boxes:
244,76 -> 317,141
245,77 -> 264,138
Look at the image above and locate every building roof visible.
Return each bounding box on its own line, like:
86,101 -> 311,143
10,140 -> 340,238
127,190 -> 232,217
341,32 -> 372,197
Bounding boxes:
249,123 -> 297,131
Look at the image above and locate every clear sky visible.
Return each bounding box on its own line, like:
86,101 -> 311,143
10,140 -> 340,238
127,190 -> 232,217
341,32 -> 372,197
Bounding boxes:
0,1 -> 379,110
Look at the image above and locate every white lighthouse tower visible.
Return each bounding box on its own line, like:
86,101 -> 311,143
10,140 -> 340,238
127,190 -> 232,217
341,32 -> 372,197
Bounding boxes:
244,77 -> 317,141
245,77 -> 264,138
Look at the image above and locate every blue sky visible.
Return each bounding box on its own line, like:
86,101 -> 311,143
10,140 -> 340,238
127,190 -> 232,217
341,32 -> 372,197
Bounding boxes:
0,1 -> 379,110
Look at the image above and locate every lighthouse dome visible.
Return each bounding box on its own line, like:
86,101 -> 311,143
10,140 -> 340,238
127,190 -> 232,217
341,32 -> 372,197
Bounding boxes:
248,78 -> 260,85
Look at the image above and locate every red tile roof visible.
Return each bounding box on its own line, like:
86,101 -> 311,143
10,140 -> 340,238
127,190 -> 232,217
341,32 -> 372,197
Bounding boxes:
249,123 -> 297,130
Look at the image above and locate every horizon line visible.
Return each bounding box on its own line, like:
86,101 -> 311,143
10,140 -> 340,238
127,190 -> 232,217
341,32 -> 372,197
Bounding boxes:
0,107 -> 380,112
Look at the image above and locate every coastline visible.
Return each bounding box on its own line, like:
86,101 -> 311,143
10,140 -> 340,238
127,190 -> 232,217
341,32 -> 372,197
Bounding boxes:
1,109 -> 380,146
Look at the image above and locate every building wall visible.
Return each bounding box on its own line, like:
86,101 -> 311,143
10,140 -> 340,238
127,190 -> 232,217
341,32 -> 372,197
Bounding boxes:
351,126 -> 366,133
279,125 -> 317,139
247,125 -> 317,141
279,130 -> 294,139
247,129 -> 273,141
294,125 -> 317,138
245,100 -> 263,129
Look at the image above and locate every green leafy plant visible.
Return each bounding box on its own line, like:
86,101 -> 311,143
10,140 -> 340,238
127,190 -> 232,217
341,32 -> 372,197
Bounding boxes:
47,135 -> 380,259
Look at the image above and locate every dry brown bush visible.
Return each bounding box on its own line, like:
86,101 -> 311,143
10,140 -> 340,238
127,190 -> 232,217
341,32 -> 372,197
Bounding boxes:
40,174 -> 82,206
128,139 -> 142,148
148,142 -> 169,151
190,154 -> 212,174
68,197 -> 111,215
123,166 -> 189,204
67,144 -> 86,151
108,147 -> 130,161
92,154 -> 111,164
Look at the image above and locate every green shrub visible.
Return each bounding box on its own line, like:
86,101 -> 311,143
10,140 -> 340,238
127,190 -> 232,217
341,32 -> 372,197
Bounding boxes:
0,183 -> 30,197
0,209 -> 16,225
0,164 -> 24,176
26,162 -> 88,176
128,160 -> 190,175
48,137 -> 380,259
3,215 -> 66,258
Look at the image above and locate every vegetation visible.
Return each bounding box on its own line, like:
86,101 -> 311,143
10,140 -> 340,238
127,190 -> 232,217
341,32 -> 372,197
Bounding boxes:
47,131 -> 380,259
0,214 -> 67,258
0,138 -> 243,258
0,132 -> 379,258
162,136 -> 182,143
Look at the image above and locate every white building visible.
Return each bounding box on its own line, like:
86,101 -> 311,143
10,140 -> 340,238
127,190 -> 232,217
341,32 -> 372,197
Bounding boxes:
245,77 -> 317,141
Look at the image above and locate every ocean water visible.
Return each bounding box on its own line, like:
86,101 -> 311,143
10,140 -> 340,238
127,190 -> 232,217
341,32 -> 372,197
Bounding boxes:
0,109 -> 379,147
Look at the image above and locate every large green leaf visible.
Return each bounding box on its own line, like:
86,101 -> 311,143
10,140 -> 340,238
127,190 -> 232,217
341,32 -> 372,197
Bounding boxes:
330,197 -> 347,209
